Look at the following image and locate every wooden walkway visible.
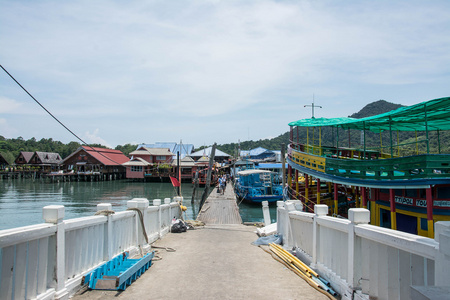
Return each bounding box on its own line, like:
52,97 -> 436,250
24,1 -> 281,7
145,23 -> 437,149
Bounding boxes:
196,183 -> 242,225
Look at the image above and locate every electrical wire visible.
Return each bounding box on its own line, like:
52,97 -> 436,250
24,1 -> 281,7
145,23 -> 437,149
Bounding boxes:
0,64 -> 123,165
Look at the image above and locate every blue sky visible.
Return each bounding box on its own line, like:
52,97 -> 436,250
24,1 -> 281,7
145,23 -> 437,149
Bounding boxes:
1,0 -> 450,148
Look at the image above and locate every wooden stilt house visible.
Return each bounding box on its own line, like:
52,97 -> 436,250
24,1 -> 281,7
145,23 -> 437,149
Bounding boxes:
62,146 -> 129,180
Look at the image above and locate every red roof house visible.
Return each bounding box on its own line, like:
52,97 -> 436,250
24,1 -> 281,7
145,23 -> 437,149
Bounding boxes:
62,146 -> 129,176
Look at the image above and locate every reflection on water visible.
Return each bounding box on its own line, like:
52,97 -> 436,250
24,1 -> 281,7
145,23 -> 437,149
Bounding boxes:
0,179 -> 271,230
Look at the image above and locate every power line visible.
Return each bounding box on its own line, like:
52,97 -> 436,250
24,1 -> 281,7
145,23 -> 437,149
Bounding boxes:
0,64 -> 121,165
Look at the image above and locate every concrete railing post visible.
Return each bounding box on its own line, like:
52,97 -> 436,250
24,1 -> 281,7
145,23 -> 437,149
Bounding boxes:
127,199 -> 150,250
97,203 -> 113,260
434,221 -> 450,286
348,208 -> 370,289
173,196 -> 183,219
262,201 -> 271,226
43,205 -> 68,300
153,199 -> 162,238
276,201 -> 285,237
313,205 -> 328,266
164,198 -> 172,220
284,201 -> 299,249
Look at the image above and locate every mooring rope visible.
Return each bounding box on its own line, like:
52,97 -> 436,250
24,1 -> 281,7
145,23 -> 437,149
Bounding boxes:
94,210 -> 116,216
127,208 -> 149,244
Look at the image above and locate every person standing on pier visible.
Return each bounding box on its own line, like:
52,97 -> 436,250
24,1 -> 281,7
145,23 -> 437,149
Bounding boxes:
219,176 -> 225,195
222,175 -> 227,193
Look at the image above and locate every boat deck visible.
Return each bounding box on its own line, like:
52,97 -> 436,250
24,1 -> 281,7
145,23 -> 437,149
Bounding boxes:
196,183 -> 242,225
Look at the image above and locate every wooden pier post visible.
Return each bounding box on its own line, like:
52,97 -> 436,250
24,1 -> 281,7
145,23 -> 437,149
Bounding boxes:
191,170 -> 199,204
199,143 -> 216,212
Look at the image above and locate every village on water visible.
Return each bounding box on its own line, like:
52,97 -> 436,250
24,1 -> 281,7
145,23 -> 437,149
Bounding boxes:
1,96 -> 450,300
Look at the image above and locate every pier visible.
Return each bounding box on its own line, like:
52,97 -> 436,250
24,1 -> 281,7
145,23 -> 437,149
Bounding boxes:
196,183 -> 242,225
72,185 -> 329,300
2,185 -> 450,299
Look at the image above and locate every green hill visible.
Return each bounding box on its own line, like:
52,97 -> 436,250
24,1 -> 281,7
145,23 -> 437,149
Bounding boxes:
216,99 -> 449,156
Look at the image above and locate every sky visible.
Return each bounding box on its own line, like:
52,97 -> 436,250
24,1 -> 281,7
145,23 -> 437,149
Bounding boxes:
1,0 -> 450,149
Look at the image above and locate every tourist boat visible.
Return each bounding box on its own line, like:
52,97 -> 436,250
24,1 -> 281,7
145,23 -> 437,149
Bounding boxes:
287,96 -> 450,238
234,169 -> 283,203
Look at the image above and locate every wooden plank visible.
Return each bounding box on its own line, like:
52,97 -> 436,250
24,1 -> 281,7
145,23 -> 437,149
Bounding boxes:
196,185 -> 242,225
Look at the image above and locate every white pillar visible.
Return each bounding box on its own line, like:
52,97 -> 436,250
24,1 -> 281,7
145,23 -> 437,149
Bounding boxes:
164,198 -> 171,221
262,201 -> 271,226
127,199 -> 150,250
313,205 -> 328,266
97,203 -> 113,260
153,199 -> 162,238
276,201 -> 285,237
43,205 -> 68,300
348,208 -> 370,289
435,221 -> 450,286
283,202 -> 299,249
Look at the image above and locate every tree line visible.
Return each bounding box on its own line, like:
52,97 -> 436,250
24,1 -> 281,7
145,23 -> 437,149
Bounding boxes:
0,136 -> 140,165
2,99 -> 449,165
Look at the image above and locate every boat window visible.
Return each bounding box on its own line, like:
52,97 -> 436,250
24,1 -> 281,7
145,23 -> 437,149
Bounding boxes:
419,189 -> 426,198
395,189 -> 403,196
405,189 -> 417,198
420,218 -> 428,231
437,187 -> 450,199
380,189 -> 389,194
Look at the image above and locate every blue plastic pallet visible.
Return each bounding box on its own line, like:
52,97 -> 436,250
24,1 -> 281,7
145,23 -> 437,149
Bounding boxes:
83,251 -> 155,291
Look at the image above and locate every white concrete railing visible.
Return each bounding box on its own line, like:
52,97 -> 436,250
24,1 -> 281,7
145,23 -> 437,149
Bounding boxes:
277,202 -> 450,300
0,197 -> 182,300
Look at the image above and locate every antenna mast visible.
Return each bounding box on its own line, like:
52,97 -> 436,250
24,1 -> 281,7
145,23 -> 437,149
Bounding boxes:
304,94 -> 322,119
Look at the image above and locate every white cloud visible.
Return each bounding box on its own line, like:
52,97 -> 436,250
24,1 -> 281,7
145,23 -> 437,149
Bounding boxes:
0,96 -> 22,113
84,129 -> 112,148
1,1 -> 450,146
0,118 -> 17,137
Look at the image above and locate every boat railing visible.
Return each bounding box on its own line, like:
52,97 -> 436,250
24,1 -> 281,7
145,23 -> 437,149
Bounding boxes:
288,144 -> 450,180
277,202 -> 448,299
0,197 -> 181,300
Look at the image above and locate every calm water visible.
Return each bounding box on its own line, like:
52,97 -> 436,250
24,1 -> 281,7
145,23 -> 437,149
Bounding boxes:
0,179 -> 276,230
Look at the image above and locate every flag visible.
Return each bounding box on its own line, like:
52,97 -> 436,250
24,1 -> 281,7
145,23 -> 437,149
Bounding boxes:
169,176 -> 181,187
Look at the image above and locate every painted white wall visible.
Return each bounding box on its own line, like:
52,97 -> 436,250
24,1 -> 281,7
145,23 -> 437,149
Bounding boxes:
277,201 -> 447,300
0,199 -> 181,300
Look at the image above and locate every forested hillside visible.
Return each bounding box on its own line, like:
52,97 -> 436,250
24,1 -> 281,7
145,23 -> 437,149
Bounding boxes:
217,99 -> 450,155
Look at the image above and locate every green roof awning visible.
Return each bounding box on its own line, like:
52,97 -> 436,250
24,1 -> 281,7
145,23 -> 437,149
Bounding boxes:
289,97 -> 450,132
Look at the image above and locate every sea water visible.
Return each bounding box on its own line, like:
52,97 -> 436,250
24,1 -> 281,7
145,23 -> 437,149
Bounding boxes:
0,179 -> 277,230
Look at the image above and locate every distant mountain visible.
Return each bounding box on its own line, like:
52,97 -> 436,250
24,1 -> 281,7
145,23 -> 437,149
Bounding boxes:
349,100 -> 403,119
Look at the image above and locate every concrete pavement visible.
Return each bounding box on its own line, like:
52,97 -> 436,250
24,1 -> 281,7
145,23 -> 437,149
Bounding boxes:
72,224 -> 329,300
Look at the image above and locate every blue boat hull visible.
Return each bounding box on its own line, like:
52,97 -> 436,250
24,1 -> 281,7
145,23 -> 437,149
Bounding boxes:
234,185 -> 283,204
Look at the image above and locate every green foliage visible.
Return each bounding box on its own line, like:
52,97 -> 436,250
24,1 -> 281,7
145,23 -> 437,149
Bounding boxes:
349,100 -> 403,118
0,137 -> 138,164
216,132 -> 290,157
0,137 -> 82,162
214,99 -> 450,156
115,144 -> 138,156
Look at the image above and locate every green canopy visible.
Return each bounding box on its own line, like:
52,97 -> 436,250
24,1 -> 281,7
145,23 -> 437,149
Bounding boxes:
289,97 -> 450,132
